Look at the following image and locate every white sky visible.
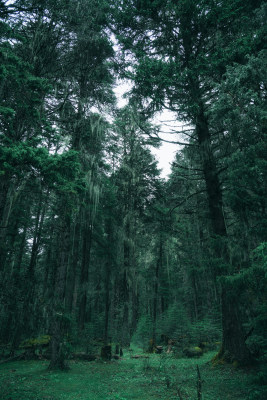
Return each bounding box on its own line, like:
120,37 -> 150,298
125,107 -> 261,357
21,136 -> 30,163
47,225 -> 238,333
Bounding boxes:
114,81 -> 181,179
151,138 -> 178,179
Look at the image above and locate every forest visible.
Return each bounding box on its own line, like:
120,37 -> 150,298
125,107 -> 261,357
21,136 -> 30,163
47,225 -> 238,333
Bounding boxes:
0,0 -> 266,399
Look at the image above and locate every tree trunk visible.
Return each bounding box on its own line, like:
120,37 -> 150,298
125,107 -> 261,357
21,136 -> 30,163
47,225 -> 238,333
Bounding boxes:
120,229 -> 130,345
0,180 -> 15,269
104,261 -> 111,345
28,189 -> 48,277
66,216 -> 81,313
131,285 -> 139,334
42,217 -> 56,298
0,177 -> 28,270
152,238 -> 162,344
221,289 -> 252,364
78,220 -> 93,330
196,107 -> 251,364
79,222 -> 92,329
49,213 -> 70,370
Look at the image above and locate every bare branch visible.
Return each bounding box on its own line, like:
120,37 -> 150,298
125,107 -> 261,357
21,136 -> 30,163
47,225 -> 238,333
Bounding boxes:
172,163 -> 204,172
169,190 -> 206,215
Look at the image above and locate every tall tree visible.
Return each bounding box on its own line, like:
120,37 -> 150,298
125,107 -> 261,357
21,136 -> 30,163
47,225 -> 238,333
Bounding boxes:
114,0 -> 266,363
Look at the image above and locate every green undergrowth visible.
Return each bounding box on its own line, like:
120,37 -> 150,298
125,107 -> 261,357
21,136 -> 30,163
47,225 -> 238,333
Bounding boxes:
0,349 -> 260,400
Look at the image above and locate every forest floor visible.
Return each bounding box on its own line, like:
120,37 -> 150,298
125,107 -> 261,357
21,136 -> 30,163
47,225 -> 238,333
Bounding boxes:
0,348 -> 259,400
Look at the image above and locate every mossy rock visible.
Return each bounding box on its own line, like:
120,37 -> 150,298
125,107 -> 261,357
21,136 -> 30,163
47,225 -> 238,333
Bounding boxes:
199,341 -> 209,352
199,341 -> 220,352
20,335 -> 51,349
183,346 -> 203,358
233,360 -> 239,368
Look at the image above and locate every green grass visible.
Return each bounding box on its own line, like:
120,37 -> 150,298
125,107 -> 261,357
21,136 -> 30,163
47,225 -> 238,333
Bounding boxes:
0,349 -> 258,400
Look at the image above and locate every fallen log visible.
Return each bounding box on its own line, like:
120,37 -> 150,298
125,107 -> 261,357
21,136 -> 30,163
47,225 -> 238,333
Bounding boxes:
112,355 -> 121,360
130,355 -> 149,359
72,353 -> 97,361
0,354 -> 25,364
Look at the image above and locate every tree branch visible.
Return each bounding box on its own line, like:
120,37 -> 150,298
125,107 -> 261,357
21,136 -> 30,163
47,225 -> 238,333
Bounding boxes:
169,190 -> 206,215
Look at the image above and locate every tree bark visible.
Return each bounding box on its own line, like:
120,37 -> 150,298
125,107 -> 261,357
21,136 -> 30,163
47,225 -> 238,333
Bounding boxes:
0,180 -> 15,269
66,215 -> 81,313
49,213 -> 70,370
104,261 -> 111,345
78,219 -> 93,330
152,238 -> 162,344
196,106 -> 251,364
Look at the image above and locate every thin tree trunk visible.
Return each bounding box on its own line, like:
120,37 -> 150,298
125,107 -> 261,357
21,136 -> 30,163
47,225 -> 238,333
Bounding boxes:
121,258 -> 130,346
28,189 -> 49,276
10,189 -> 48,353
131,284 -> 139,335
78,219 -> 93,330
49,213 -> 70,370
66,215 -> 81,313
0,177 -> 28,269
104,261 -> 111,345
152,238 -> 162,344
0,181 -> 15,269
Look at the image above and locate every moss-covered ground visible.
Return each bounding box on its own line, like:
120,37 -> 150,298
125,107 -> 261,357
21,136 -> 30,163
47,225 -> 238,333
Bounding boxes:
0,348 -> 259,400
